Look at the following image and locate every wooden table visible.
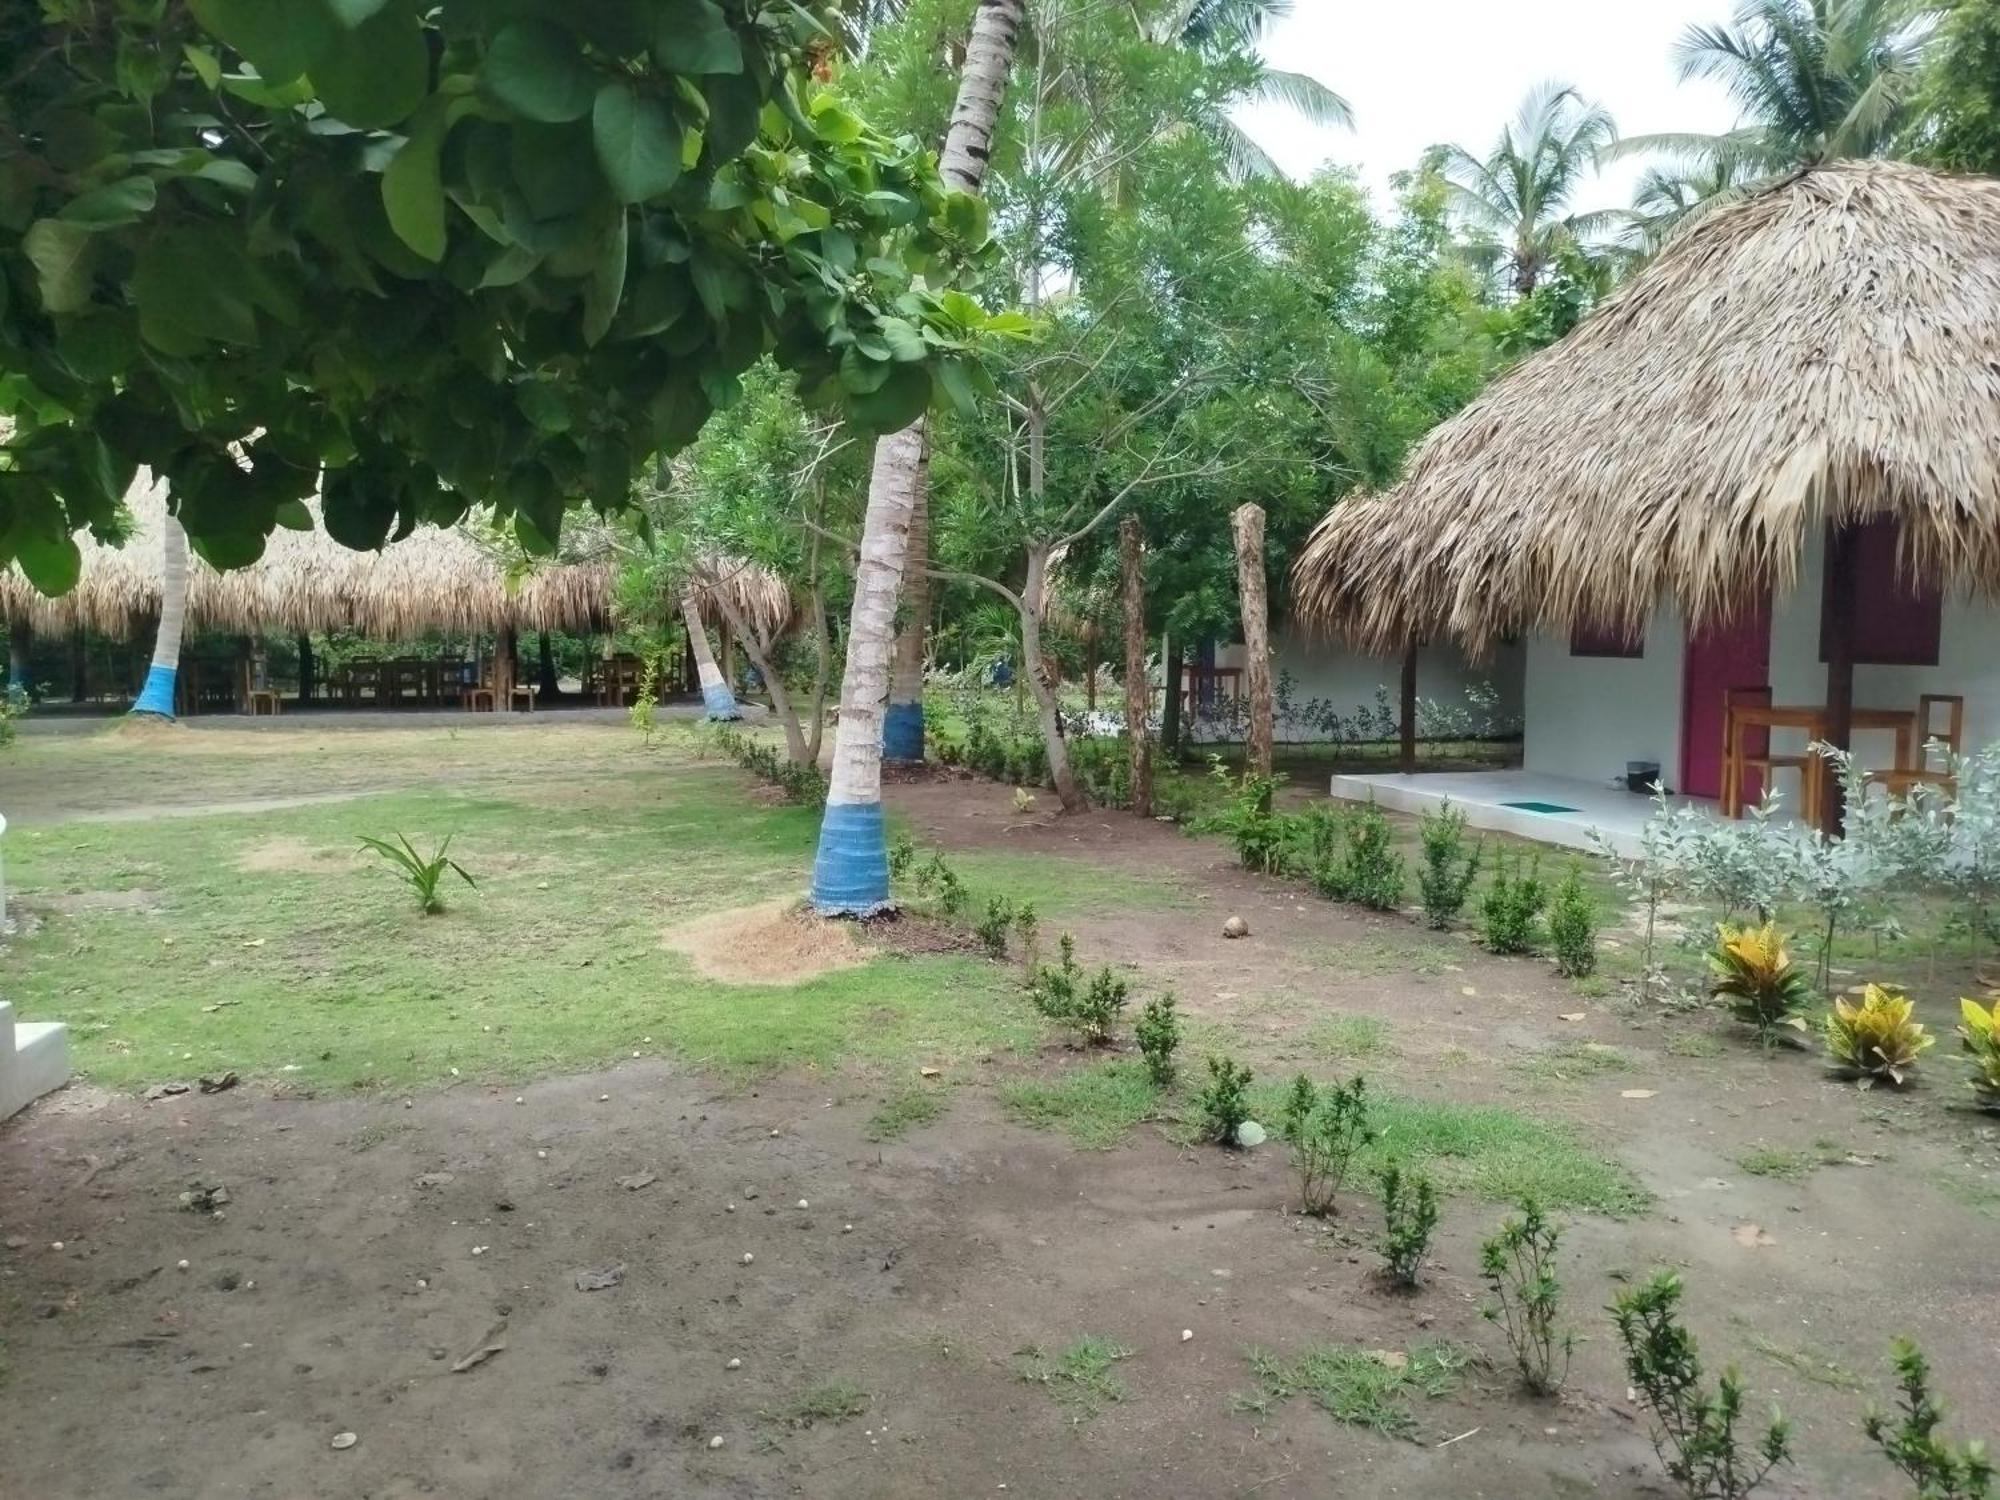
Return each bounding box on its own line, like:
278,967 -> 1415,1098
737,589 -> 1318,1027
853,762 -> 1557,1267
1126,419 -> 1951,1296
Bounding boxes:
1722,703 -> 1917,821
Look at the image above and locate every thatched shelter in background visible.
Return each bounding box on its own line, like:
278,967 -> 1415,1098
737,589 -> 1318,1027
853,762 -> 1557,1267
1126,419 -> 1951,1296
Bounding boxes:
1291,161 -> 2000,831
0,478 -> 792,645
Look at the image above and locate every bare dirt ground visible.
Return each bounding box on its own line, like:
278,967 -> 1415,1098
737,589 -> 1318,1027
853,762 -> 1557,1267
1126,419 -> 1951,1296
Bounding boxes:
3,725 -> 1997,1499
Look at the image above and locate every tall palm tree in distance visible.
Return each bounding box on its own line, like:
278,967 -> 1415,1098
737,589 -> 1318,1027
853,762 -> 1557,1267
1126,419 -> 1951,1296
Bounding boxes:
1431,82 -> 1618,297
1161,0 -> 1355,179
1614,147 -> 1764,255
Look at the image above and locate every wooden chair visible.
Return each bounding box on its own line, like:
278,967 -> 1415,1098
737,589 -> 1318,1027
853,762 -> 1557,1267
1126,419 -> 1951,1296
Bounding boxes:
509,680 -> 536,713
1723,686 -> 1817,821
1873,694 -> 1964,800
246,688 -> 281,716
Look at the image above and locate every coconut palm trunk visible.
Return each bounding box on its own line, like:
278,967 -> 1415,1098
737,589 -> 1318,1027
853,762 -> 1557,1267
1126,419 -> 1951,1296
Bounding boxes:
130,512 -> 187,719
679,593 -> 740,721
6,619 -> 30,696
811,0 -> 1023,914
881,440 -> 932,763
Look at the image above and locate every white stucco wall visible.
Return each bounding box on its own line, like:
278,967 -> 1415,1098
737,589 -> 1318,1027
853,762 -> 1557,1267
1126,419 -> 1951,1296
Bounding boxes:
1522,605 -> 1687,788
1207,628 -> 1524,743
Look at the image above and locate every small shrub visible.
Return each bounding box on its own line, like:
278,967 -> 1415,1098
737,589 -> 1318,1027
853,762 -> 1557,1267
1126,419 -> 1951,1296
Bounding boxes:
1611,1271 -> 1793,1500
1136,994 -> 1182,1087
1548,865 -> 1599,978
357,833 -> 476,916
1417,800 -> 1482,929
1825,984 -> 1933,1088
1957,996 -> 2000,1113
1339,800 -> 1407,911
1480,849 -> 1546,955
1012,785 -> 1036,813
917,851 -> 969,918
1479,1199 -> 1573,1397
1074,965 -> 1129,1046
1013,901 -> 1040,976
888,833 -> 918,883
976,896 -> 1015,960
1196,1054 -> 1254,1146
1029,934 -> 1084,1021
1284,1073 -> 1374,1217
1377,1166 -> 1439,1289
1214,774 -> 1291,876
1862,1338 -> 1994,1499
1710,922 -> 1817,1044
1028,939 -> 1125,1045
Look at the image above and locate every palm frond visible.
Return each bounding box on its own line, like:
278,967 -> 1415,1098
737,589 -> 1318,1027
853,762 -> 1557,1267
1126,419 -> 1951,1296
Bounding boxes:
1250,68 -> 1354,131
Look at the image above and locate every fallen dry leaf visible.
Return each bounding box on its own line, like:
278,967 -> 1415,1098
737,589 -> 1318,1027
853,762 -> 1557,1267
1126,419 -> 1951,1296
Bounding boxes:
1367,1349 -> 1410,1370
918,1066 -> 942,1078
1460,986 -> 1478,997
1619,1089 -> 1658,1100
1558,1011 -> 1587,1022
450,1319 -> 508,1373
616,1172 -> 656,1192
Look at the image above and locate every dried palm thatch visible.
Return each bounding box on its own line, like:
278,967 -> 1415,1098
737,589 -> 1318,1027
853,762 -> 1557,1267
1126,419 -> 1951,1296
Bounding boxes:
0,477 -> 791,641
1292,161 -> 2000,656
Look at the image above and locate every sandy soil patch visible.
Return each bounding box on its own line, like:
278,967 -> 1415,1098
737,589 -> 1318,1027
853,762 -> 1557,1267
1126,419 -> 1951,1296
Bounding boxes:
663,899 -> 868,985
235,837 -> 356,874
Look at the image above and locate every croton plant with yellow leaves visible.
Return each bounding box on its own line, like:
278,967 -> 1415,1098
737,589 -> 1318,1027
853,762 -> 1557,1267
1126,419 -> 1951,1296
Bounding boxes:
1824,985 -> 1934,1088
1709,922 -> 1816,1043
1960,996 -> 2000,1111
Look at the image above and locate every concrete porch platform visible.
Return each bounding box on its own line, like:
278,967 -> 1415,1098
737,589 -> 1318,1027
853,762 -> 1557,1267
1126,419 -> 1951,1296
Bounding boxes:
1326,768 -> 1712,858
0,1001 -> 70,1122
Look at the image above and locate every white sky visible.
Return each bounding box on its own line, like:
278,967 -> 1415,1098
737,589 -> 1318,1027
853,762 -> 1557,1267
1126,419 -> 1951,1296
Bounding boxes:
1233,1 -> 1745,215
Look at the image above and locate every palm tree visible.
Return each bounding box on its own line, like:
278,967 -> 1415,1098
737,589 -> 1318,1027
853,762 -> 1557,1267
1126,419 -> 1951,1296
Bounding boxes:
131,504 -> 186,719
679,593 -> 741,721
1614,148 -> 1764,254
813,0 -> 1024,915
1619,0 -> 1934,173
1432,81 -> 1618,297
1161,0 -> 1355,180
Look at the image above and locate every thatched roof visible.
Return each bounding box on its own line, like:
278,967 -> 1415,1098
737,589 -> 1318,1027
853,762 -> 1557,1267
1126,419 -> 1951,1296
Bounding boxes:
0,476 -> 792,642
1291,161 -> 2000,654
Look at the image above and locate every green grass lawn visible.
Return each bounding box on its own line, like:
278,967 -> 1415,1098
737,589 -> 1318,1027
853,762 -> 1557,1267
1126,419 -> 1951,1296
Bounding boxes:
7,733 -> 1179,1092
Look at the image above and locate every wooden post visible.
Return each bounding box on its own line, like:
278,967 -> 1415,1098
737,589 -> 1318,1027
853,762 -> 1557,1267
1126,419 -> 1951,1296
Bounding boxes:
537,630 -> 560,699
1820,520 -> 1856,834
501,624 -> 520,708
1231,503 -> 1273,777
1400,643 -> 1419,775
1119,515 -> 1152,818
6,619 -> 30,693
70,628 -> 88,703
296,633 -> 315,704
1161,634 -> 1182,759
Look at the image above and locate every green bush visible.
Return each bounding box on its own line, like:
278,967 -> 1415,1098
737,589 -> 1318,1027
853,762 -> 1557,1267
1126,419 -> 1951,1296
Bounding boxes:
1281,1073 -> 1374,1217
1028,937 -> 1126,1045
1863,1339 -> 1993,1499
1481,849 -> 1547,955
1480,1199 -> 1573,1397
888,833 -> 918,883
1136,994 -> 1182,1087
1196,1055 -> 1254,1146
916,850 -> 969,918
1611,1272 -> 1793,1500
1378,1166 -> 1439,1289
1548,865 -> 1599,977
976,896 -> 1015,960
1013,901 -> 1040,976
1417,800 -> 1483,929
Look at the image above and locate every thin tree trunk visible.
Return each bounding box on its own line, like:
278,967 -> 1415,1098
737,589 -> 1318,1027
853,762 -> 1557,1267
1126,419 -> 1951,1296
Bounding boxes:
814,425 -> 927,912
500,624 -> 520,708
1162,636 -> 1182,758
6,620 -> 30,695
1820,519 -> 1856,835
1231,503 -> 1273,777
680,593 -> 740,719
1120,514 -> 1152,818
1400,643 -> 1419,775
884,439 -> 932,763
296,633 -> 315,704
132,510 -> 187,718
805,529 -> 832,763
713,592 -> 810,764
810,0 -> 1022,912
1019,544 -> 1082,811
69,627 -> 87,702
1083,624 -> 1097,713
537,631 -> 560,699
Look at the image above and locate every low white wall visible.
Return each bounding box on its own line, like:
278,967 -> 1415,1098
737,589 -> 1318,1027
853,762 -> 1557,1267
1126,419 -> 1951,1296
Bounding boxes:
1522,605 -> 1687,788
1205,629 -> 1523,744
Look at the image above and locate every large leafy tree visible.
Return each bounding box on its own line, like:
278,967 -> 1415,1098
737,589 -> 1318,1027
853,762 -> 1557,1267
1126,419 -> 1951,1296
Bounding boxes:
1619,0 -> 1934,175
0,0 -> 992,595
1908,0 -> 2000,173
1430,81 -> 1617,297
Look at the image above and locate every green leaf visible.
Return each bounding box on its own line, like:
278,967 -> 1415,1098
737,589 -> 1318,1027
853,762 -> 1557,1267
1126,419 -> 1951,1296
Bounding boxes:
194,158 -> 259,193
935,355 -> 987,417
190,0 -> 334,83
311,4 -> 428,128
592,83 -> 684,204
58,176 -> 159,230
22,219 -> 97,312
877,315 -> 927,363
654,0 -> 743,74
184,44 -> 223,89
382,107 -> 450,261
700,73 -> 761,162
133,230 -> 259,349
845,362 -> 931,433
484,22 -> 598,124
582,213 -> 628,346
325,0 -> 392,24
192,531 -> 269,570
13,530 -> 82,597
273,499 -> 315,530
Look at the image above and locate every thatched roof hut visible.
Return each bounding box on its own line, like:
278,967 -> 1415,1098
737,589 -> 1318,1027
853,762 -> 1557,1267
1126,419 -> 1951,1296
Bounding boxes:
0,477 -> 792,642
1291,161 -> 2000,657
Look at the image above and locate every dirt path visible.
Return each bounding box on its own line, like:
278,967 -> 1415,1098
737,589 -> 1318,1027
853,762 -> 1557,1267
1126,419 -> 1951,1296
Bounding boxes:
1,745 -> 1995,1499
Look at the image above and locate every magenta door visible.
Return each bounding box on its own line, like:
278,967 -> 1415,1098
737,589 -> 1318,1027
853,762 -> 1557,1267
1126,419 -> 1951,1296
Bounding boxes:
1680,589 -> 1773,802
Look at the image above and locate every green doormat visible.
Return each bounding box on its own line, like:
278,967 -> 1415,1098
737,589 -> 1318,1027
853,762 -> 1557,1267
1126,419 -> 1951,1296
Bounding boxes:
1500,799 -> 1581,815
